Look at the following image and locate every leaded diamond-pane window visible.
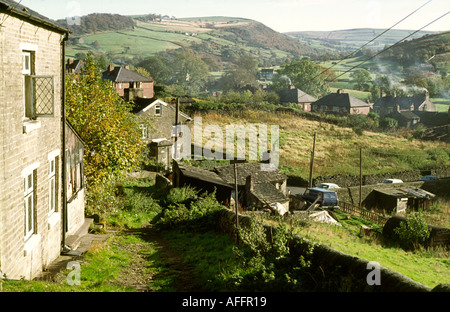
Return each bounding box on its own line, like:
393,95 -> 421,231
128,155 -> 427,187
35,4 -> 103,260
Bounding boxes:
25,75 -> 54,118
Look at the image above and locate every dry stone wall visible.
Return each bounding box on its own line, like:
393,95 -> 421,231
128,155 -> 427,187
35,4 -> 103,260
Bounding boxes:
217,208 -> 448,292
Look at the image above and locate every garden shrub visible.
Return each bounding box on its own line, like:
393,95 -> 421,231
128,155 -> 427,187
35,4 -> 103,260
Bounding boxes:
394,211 -> 431,250
156,187 -> 224,232
228,218 -> 314,291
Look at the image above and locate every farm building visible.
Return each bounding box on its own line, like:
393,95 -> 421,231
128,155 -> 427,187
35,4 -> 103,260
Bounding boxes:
172,161 -> 233,206
372,188 -> 435,214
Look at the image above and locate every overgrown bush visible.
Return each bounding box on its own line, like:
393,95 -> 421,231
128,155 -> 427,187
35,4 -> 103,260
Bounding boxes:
156,186 -> 224,232
227,218 -> 314,291
394,211 -> 432,250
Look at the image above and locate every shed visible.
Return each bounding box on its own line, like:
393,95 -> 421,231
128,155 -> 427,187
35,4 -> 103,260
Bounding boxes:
172,160 -> 233,205
373,188 -> 435,214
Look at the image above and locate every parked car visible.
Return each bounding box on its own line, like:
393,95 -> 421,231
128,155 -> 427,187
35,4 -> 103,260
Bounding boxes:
317,183 -> 340,189
418,175 -> 439,181
379,179 -> 403,184
299,187 -> 339,208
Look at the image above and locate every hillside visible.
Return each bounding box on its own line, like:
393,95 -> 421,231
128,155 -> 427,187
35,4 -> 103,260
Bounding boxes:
61,13 -> 316,68
286,28 -> 439,51
192,110 -> 449,180
378,31 -> 450,71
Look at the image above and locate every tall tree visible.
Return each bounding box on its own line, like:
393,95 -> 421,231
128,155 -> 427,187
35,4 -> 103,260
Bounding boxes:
65,53 -> 143,185
272,59 -> 331,98
218,54 -> 259,92
350,68 -> 372,91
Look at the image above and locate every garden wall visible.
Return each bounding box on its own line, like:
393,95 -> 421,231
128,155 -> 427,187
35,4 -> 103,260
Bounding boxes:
217,208 -> 448,292
287,168 -> 450,188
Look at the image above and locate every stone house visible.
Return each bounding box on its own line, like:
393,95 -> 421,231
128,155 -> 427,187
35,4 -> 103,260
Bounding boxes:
102,64 -> 154,101
135,99 -> 192,169
373,91 -> 436,118
311,89 -> 371,115
279,85 -> 316,112
0,0 -> 86,280
372,91 -> 436,128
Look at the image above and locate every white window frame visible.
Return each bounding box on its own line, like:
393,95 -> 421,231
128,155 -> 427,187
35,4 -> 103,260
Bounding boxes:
155,104 -> 161,116
48,150 -> 60,215
140,123 -> 148,139
22,162 -> 39,241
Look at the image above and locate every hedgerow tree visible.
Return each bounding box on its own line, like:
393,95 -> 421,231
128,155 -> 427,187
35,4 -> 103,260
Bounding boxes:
66,53 -> 144,214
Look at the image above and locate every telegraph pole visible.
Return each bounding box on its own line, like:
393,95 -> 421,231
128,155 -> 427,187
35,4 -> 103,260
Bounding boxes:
234,163 -> 239,244
359,147 -> 362,208
308,132 -> 316,188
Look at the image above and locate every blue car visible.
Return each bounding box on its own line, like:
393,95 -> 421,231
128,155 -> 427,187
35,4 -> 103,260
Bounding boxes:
419,175 -> 439,181
299,187 -> 339,208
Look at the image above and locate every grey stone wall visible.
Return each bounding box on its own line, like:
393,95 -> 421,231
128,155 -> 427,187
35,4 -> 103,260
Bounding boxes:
217,208 -> 447,292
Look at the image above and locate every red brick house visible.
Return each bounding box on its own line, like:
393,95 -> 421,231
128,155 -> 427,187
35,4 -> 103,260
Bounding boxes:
312,89 -> 371,115
279,85 -> 317,112
102,64 -> 154,101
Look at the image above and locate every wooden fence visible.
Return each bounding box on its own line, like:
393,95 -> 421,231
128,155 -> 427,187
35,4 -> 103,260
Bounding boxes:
338,201 -> 389,226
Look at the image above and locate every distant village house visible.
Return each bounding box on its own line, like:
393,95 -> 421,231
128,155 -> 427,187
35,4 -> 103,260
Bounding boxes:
102,64 -> 154,101
279,85 -> 317,112
311,89 -> 371,115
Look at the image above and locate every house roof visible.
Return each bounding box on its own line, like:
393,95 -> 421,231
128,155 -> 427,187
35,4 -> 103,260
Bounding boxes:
102,66 -> 153,83
135,99 -> 192,121
215,162 -> 286,186
313,90 -> 370,108
280,88 -> 317,103
375,188 -> 435,199
176,161 -> 232,188
251,182 -> 289,204
0,0 -> 69,34
397,110 -> 420,120
374,95 -> 434,111
66,59 -> 84,74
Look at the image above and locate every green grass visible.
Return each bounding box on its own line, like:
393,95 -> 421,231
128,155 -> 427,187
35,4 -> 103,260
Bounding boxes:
431,97 -> 450,112
284,210 -> 450,288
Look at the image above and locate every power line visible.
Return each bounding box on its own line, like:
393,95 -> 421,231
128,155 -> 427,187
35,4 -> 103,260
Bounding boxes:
321,0 -> 432,74
327,10 -> 450,82
296,0 -> 434,89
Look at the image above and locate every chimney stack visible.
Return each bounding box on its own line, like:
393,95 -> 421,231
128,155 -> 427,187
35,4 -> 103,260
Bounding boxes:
246,175 -> 254,192
108,64 -> 114,72
337,89 -> 344,94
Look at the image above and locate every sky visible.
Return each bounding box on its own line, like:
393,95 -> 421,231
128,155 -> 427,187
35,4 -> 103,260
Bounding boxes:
19,0 -> 449,33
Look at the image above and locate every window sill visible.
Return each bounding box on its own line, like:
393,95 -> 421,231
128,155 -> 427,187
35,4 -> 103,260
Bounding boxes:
23,120 -> 41,134
48,212 -> 60,230
24,234 -> 41,256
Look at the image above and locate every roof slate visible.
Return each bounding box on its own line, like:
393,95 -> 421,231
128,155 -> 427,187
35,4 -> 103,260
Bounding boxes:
215,162 -> 286,186
102,66 -> 153,83
0,0 -> 69,33
280,88 -> 317,103
374,96 -> 431,110
313,92 -> 370,108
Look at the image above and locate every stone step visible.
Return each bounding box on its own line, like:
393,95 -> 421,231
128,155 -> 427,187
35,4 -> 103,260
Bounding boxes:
64,218 -> 93,252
